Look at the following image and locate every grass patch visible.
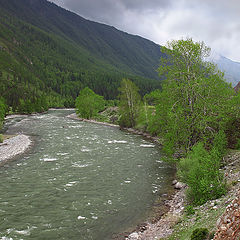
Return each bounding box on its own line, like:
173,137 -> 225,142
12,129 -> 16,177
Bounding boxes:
165,204 -> 225,240
2,135 -> 16,141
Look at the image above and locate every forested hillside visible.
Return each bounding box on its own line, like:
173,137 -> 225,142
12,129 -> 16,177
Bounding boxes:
0,0 -> 165,112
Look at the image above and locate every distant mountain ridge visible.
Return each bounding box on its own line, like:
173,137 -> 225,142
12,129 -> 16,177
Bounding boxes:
0,0 -> 164,79
210,53 -> 240,87
0,0 -> 166,109
0,0 -> 238,112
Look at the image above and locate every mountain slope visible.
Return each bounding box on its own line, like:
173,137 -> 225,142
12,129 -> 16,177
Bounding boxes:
0,0 -> 164,79
210,53 -> 240,87
0,0 -> 165,111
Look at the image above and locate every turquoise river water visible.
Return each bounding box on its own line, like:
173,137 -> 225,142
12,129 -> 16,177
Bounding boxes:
0,110 -> 174,240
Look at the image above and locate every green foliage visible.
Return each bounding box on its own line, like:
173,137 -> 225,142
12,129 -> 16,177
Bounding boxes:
118,79 -> 141,128
190,228 -> 209,240
235,139 -> 240,149
226,113 -> 240,149
149,38 -> 236,158
179,131 -> 227,205
0,134 -> 3,143
0,98 -> 7,130
75,87 -> 105,119
185,205 -> 195,215
143,89 -> 162,105
208,232 -> 215,239
210,130 -> 227,160
135,104 -> 155,132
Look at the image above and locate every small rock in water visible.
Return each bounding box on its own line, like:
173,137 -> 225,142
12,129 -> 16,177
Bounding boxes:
174,182 -> 186,189
128,232 -> 139,239
172,180 -> 177,185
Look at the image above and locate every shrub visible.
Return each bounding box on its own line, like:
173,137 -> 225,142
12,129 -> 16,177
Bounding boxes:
235,138 -> 240,150
75,87 -> 105,119
190,228 -> 209,240
210,130 -> 227,159
0,134 -> 3,143
185,205 -> 195,215
179,139 -> 226,205
208,232 -> 215,239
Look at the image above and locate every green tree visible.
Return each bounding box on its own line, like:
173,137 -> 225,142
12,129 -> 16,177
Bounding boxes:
151,38 -> 236,157
179,131 -> 227,205
75,87 -> 105,119
118,79 -> 141,128
0,98 -> 7,130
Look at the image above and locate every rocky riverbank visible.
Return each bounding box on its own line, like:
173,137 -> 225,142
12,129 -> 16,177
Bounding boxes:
125,150 -> 240,240
0,134 -> 32,166
126,183 -> 186,240
67,113 -> 162,145
158,150 -> 240,240
67,113 -> 119,128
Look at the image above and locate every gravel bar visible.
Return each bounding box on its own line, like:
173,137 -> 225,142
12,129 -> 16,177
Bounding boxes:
0,135 -> 32,164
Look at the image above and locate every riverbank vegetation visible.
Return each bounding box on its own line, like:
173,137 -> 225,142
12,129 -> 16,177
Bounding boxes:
75,38 -> 240,209
0,98 -> 7,130
0,98 -> 7,142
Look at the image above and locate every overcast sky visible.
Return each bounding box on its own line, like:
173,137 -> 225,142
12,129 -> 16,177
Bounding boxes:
50,0 -> 240,62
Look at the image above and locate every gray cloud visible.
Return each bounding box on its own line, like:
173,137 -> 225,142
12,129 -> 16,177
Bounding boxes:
50,0 -> 240,61
51,0 -> 172,24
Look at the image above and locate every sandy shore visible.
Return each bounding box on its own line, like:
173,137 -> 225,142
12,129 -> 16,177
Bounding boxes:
0,135 -> 32,166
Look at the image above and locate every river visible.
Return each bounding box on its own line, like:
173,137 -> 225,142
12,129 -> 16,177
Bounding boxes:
0,109 -> 174,240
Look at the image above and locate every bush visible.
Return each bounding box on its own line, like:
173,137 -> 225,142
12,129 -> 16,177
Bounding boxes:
179,133 -> 227,205
75,87 -> 105,119
208,232 -> 215,239
0,98 -> 7,130
210,130 -> 227,159
0,134 -> 3,143
190,228 -> 209,240
235,138 -> 240,149
185,205 -> 195,215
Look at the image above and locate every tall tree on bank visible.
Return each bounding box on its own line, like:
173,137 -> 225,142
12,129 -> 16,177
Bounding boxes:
0,98 -> 7,130
151,38 -> 236,157
75,87 -> 105,119
118,79 -> 141,128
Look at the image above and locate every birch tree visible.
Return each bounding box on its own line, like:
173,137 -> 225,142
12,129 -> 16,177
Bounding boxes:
153,38 -> 236,157
118,79 -> 141,127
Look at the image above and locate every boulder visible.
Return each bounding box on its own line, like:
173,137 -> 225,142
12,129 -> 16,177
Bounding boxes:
172,180 -> 177,185
128,232 -> 139,240
174,182 -> 186,189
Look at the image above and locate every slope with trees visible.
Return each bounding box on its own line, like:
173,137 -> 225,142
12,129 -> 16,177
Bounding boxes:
0,0 -> 165,114
111,39 -> 239,206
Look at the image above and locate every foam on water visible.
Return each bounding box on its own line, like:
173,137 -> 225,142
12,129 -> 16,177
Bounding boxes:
72,163 -> 91,168
108,140 -> 127,144
140,144 -> 155,148
40,158 -> 58,162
